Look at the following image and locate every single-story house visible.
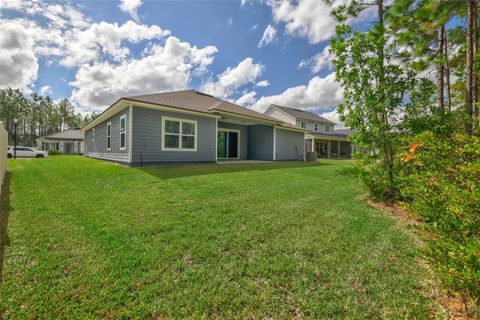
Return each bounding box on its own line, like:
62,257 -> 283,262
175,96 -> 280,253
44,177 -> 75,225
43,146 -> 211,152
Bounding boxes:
81,90 -> 308,166
36,129 -> 84,154
265,104 -> 353,158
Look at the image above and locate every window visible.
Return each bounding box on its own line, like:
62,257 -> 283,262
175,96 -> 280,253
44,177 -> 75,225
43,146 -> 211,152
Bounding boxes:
106,122 -> 111,150
300,121 -> 307,129
314,123 -> 319,132
120,115 -> 126,150
326,126 -> 330,133
162,117 -> 197,151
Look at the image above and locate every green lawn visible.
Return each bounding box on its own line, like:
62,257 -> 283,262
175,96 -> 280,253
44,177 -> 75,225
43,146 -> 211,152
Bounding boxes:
1,156 -> 433,319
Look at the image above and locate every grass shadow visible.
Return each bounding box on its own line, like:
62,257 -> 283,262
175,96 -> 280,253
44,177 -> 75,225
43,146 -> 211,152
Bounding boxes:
139,161 -> 330,180
0,172 -> 11,283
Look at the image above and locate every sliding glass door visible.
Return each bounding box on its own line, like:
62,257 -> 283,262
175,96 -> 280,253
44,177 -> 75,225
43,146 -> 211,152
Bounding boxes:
217,130 -> 239,159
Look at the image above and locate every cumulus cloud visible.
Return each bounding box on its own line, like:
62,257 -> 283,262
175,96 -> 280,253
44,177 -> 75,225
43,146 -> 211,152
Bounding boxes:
256,80 -> 270,87
1,2 -> 220,113
258,24 -> 277,48
320,109 -> 344,128
39,85 -> 52,95
299,45 -> 333,73
0,23 -> 39,89
268,0 -> 376,44
60,21 -> 170,67
201,57 -> 264,98
236,91 -> 257,106
70,36 -> 218,110
119,0 -> 143,23
250,73 -> 343,112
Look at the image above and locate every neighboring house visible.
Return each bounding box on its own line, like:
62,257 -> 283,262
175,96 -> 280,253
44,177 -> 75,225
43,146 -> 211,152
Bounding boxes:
36,129 -> 84,154
264,104 -> 353,158
81,90 -> 308,165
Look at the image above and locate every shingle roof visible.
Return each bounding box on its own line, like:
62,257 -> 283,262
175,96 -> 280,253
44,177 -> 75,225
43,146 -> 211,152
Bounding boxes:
43,129 -> 84,140
334,128 -> 355,135
125,90 -> 282,123
270,104 -> 335,124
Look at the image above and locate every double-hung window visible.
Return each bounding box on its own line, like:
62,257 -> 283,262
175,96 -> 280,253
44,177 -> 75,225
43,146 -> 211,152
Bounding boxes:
326,125 -> 330,133
314,123 -> 319,132
106,122 -> 111,150
120,115 -> 126,150
162,117 -> 197,151
300,121 -> 307,129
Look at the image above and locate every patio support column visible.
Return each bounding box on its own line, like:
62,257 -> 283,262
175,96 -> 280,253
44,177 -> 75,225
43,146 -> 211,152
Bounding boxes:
328,140 -> 331,158
337,141 -> 340,159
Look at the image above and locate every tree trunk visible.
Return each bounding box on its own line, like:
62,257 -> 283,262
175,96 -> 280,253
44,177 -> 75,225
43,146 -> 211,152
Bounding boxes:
473,2 -> 478,129
443,26 -> 452,111
436,25 -> 445,110
466,0 -> 475,133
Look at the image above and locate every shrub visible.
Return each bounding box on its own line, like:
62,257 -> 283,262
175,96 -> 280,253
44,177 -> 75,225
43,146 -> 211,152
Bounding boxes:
399,132 -> 480,314
352,154 -> 401,202
47,149 -> 61,155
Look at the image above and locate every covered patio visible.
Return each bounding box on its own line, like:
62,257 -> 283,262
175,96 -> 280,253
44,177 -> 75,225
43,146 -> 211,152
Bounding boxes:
305,133 -> 352,159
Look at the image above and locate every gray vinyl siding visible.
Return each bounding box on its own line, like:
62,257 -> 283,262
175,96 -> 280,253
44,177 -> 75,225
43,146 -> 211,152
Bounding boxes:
217,122 -> 248,160
275,129 -> 304,161
295,120 -> 333,134
131,106 -> 216,164
85,109 -> 129,163
247,125 -> 274,160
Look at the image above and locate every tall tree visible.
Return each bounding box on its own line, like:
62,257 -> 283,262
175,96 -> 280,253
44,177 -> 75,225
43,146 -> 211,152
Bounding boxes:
466,0 -> 478,132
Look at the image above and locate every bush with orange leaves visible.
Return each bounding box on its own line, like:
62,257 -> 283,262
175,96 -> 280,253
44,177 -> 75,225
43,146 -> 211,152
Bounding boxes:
399,131 -> 480,314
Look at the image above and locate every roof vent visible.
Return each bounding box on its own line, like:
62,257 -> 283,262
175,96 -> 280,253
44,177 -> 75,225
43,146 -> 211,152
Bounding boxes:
195,91 -> 213,97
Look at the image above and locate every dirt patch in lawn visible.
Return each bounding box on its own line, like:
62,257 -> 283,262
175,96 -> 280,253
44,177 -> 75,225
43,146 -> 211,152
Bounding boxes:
0,172 -> 12,283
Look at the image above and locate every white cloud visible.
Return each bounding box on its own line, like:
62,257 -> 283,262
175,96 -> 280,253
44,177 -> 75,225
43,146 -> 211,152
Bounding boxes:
70,36 -> 218,111
251,24 -> 258,31
269,0 -> 335,44
227,17 -> 233,27
268,0 -> 376,44
250,73 -> 343,112
60,21 -> 170,67
236,91 -> 257,106
256,80 -> 270,87
119,0 -> 143,23
299,45 -> 333,73
39,85 -> 52,95
258,24 -> 277,48
0,23 -> 39,89
320,109 -> 344,128
201,57 -> 264,98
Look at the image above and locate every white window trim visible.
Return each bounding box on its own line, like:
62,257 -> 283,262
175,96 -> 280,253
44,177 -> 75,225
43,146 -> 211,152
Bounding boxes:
217,128 -> 240,159
106,122 -> 111,150
161,116 -> 198,151
120,114 -> 127,150
314,123 -> 319,132
326,125 -> 330,133
300,121 -> 307,129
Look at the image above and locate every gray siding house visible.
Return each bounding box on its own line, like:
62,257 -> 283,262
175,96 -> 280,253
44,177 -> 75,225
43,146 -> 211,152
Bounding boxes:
82,90 -> 307,165
265,104 -> 353,158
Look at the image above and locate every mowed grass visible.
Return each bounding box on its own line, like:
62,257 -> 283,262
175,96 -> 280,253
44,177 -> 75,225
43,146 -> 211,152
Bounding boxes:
1,156 -> 432,319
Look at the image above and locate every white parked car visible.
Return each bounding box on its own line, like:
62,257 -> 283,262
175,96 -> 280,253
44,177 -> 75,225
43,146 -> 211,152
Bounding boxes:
7,146 -> 48,158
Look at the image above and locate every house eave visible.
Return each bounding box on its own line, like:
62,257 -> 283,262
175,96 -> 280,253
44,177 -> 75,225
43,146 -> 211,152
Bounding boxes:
81,98 -> 222,132
213,110 -> 283,125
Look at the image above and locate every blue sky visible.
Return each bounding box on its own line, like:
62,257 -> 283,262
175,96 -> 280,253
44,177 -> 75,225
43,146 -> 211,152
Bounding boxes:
0,0 -> 376,124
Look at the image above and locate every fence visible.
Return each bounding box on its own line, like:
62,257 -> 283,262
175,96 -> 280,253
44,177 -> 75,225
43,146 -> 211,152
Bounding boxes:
0,122 -> 7,195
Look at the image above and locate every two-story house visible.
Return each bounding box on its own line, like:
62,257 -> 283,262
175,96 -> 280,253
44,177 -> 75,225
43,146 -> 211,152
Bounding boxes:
264,104 -> 352,158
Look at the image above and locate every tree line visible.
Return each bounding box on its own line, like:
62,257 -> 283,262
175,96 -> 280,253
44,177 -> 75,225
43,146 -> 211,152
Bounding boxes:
0,88 -> 99,146
328,0 -> 479,315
